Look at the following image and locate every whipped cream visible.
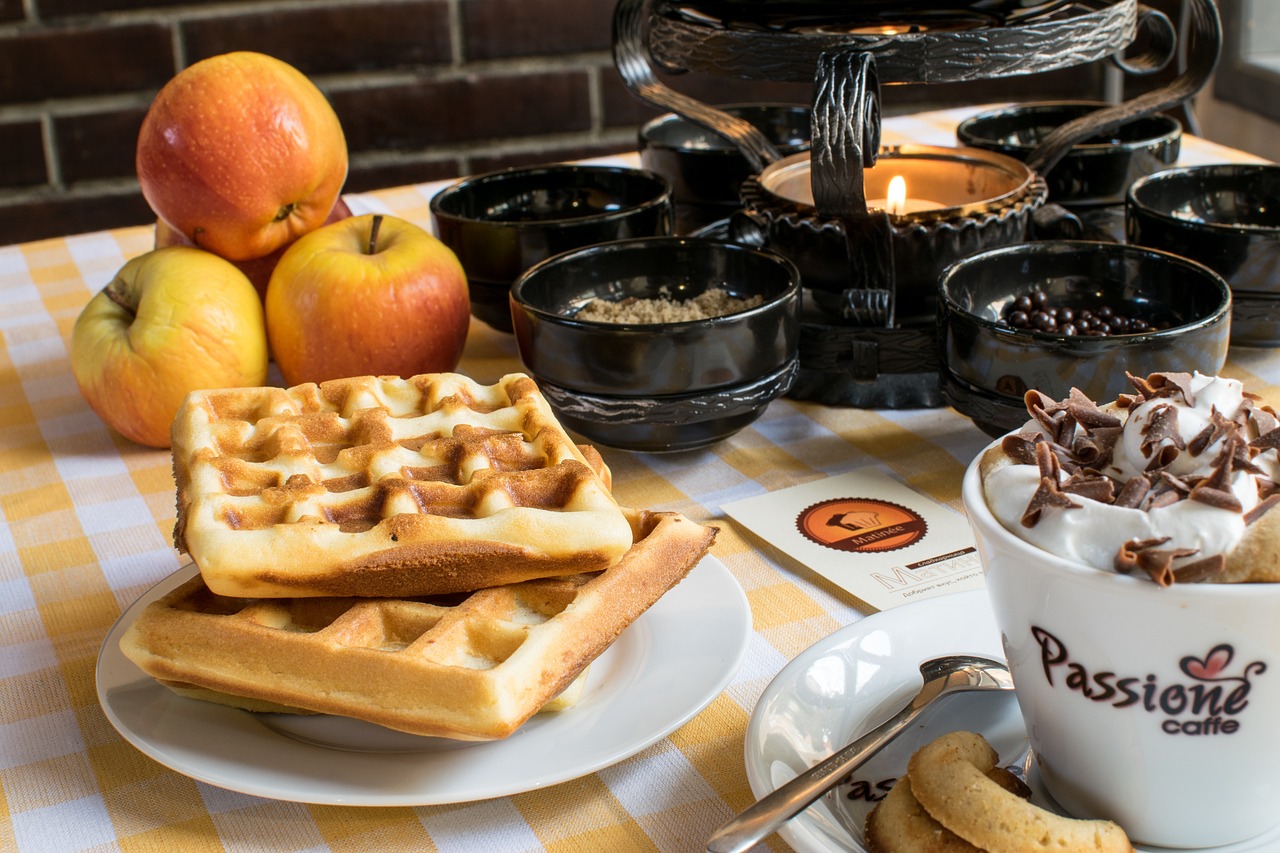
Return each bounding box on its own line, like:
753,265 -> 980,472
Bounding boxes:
983,373 -> 1279,581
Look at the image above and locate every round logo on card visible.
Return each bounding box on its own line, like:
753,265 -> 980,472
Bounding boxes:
796,498 -> 928,553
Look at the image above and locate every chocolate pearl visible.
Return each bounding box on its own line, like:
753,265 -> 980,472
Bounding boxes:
1061,323 -> 1078,336
1032,312 -> 1057,332
1013,295 -> 1034,313
1058,307 -> 1075,323
1007,310 -> 1029,327
1031,289 -> 1049,307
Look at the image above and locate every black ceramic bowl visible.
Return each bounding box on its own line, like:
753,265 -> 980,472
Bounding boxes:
429,165 -> 674,332
957,102 -> 1181,207
1127,164 -> 1280,347
938,240 -> 1232,437
510,236 -> 801,451
639,103 -> 810,232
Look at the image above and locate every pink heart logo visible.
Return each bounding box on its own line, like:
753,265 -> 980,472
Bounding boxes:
1181,645 -> 1234,680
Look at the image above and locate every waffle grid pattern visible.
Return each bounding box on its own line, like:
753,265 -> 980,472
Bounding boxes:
123,512 -> 715,740
171,373 -> 636,597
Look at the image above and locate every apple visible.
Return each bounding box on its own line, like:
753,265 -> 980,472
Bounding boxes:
155,196 -> 353,301
71,246 -> 269,448
136,51 -> 348,262
265,213 -> 470,386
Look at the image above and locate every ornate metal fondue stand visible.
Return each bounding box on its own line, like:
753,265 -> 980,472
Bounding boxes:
612,0 -> 1222,407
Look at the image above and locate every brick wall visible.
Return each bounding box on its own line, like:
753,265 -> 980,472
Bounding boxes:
0,0 -> 1106,246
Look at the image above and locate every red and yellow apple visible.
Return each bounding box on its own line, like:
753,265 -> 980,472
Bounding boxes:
136,51 -> 348,262
71,246 -> 269,448
155,196 -> 353,301
265,213 -> 470,386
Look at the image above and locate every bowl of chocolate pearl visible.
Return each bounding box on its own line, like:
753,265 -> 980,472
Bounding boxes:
937,240 -> 1232,437
509,236 -> 801,452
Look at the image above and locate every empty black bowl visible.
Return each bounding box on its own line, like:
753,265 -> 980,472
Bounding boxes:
957,101 -> 1181,207
640,103 -> 810,231
510,236 -> 801,450
938,240 -> 1231,436
1127,164 -> 1280,347
429,165 -> 674,332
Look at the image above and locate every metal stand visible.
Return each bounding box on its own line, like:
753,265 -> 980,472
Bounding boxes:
612,0 -> 1222,408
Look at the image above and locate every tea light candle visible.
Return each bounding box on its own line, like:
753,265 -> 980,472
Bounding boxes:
868,175 -> 944,216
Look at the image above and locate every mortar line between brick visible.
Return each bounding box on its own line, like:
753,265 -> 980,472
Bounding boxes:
40,114 -> 61,189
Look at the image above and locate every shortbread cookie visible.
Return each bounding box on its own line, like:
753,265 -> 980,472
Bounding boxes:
904,732 -> 1133,853
171,372 -> 636,597
123,510 -> 716,740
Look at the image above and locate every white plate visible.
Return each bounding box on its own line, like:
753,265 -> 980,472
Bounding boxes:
744,589 -> 1280,853
98,555 -> 750,806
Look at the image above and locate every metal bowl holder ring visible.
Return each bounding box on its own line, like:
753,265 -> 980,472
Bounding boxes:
612,0 -> 1222,408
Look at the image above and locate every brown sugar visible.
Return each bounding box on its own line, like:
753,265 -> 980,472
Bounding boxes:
575,287 -> 763,324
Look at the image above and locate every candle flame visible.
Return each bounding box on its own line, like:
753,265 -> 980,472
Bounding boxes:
886,175 -> 907,216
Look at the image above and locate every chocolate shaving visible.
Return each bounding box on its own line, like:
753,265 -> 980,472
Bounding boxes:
1114,476 -> 1150,508
1023,388 -> 1059,417
1115,536 -> 1171,574
1188,450 -> 1243,512
1248,423 -> 1280,453
1066,388 -> 1122,430
1021,476 -> 1077,527
1000,433 -> 1041,465
1244,493 -> 1280,525
1116,393 -> 1142,410
1035,440 -> 1061,481
1249,408 -> 1279,438
1130,372 -> 1196,406
1172,554 -> 1227,584
1071,425 -> 1122,468
1060,471 -> 1115,503
1187,408 -> 1237,457
1188,486 -> 1243,512
1126,372 -> 1154,402
1151,372 -> 1197,405
1147,488 -> 1183,509
1140,403 -> 1185,467
1158,471 -> 1194,494
1133,543 -> 1201,587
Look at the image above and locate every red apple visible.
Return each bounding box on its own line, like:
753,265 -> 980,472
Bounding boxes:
155,196 -> 352,301
265,213 -> 470,386
71,246 -> 269,448
136,51 -> 348,262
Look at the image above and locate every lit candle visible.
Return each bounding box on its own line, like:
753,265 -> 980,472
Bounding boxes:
868,175 -> 944,216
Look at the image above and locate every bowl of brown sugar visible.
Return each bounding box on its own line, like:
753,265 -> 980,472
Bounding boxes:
509,236 -> 801,451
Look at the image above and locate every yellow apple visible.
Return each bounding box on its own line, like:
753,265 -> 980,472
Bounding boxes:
71,246 -> 269,448
266,213 -> 470,386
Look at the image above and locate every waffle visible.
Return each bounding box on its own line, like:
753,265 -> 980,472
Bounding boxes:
121,510 -> 717,740
171,372 -> 636,598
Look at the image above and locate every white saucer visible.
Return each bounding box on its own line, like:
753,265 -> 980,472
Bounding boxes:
744,589 -> 1280,853
98,556 -> 751,806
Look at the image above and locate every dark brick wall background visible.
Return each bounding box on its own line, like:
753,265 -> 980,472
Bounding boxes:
0,0 -> 1118,245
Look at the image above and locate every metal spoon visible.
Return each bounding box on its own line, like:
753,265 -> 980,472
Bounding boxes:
706,654 -> 1015,853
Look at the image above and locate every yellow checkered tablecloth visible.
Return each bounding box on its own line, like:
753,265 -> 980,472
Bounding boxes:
1,107 -> 1275,853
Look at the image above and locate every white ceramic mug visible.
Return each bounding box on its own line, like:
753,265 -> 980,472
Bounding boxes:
962,446 -> 1280,848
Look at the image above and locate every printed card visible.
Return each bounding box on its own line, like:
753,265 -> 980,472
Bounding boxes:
722,467 -> 984,612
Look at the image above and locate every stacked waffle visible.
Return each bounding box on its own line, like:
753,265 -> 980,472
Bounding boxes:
122,373 -> 716,740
